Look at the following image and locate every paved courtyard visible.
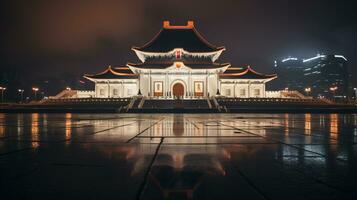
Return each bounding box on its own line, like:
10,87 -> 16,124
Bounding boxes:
1,113 -> 357,199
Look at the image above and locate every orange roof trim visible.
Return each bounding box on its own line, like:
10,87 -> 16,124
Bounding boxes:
163,21 -> 194,29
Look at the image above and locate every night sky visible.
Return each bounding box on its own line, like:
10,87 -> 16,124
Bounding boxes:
1,0 -> 357,97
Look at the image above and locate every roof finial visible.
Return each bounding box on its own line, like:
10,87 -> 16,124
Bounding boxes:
163,20 -> 194,29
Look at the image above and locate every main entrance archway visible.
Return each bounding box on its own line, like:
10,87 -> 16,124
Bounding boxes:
172,82 -> 184,97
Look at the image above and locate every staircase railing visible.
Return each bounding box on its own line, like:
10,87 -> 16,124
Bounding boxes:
212,96 -> 222,112
206,98 -> 212,109
138,96 -> 146,108
126,96 -> 137,112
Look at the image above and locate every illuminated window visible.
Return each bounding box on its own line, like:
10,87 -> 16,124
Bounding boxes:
100,89 -> 105,95
127,89 -> 132,95
240,89 -> 246,96
254,89 -> 260,96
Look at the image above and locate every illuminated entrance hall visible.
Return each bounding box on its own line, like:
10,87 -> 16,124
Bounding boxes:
172,82 -> 185,97
1,113 -> 356,200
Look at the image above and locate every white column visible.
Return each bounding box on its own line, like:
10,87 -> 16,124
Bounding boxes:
107,81 -> 110,98
189,71 -> 192,97
149,71 -> 151,97
165,72 -> 168,97
234,81 -> 236,98
206,72 -> 209,97
121,81 -> 124,97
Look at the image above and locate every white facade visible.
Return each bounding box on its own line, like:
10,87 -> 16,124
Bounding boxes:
94,81 -> 138,98
82,63 -> 276,99
220,80 -> 267,98
129,62 -> 227,98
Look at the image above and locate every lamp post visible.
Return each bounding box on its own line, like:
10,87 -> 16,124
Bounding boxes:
32,87 -> 39,101
304,87 -> 311,96
0,87 -> 6,103
18,89 -> 24,102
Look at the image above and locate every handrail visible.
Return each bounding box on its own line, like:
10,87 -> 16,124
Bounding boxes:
206,98 -> 212,109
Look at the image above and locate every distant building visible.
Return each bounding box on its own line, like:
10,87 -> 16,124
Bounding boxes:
303,54 -> 349,99
275,54 -> 349,99
274,57 -> 305,92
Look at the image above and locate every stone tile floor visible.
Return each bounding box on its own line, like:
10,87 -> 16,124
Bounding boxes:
1,113 -> 357,199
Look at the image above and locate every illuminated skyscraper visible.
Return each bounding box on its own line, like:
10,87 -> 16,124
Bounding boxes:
274,54 -> 349,99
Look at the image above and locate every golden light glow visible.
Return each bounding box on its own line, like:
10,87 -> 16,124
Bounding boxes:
284,113 -> 289,136
175,62 -> 183,69
330,114 -> 338,139
31,113 -> 40,148
65,113 -> 72,140
304,113 -> 311,135
0,113 -> 5,137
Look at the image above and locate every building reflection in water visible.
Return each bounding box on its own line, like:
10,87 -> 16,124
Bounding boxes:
65,113 -> 72,140
16,114 -> 24,137
330,114 -> 338,139
31,113 -> 40,148
0,113 -> 5,137
304,113 -> 311,135
173,115 -> 184,136
284,114 -> 289,136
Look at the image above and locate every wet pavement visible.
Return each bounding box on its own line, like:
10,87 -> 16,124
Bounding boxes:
1,113 -> 357,200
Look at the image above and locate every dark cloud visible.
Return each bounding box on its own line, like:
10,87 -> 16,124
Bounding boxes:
1,0 -> 357,87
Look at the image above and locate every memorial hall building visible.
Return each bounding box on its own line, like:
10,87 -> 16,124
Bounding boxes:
82,21 -> 277,99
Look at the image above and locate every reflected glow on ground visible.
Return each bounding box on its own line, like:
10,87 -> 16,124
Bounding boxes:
1,113 -> 357,200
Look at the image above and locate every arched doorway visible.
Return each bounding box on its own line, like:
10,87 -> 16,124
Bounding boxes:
172,82 -> 184,97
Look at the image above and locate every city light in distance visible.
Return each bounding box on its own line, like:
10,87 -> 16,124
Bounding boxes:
334,55 -> 347,61
282,57 -> 298,62
303,54 -> 326,63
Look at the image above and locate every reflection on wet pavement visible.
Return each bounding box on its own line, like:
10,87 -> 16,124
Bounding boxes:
1,113 -> 357,199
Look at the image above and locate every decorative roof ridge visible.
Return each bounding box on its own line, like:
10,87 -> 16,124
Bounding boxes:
220,65 -> 277,77
84,65 -> 138,77
114,66 -> 130,70
163,21 -> 194,29
191,25 -> 225,50
226,67 -> 244,70
246,65 -> 277,77
131,21 -> 225,52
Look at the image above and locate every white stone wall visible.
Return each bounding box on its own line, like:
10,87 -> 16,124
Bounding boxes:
95,80 -> 138,98
220,80 -> 266,98
249,83 -> 265,98
90,76 -> 270,98
266,91 -> 282,98
75,90 -> 95,98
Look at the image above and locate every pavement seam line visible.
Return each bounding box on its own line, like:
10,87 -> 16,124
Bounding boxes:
136,137 -> 164,200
